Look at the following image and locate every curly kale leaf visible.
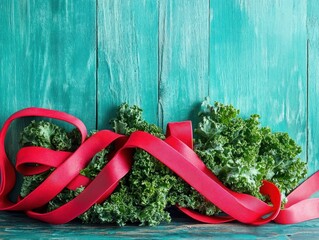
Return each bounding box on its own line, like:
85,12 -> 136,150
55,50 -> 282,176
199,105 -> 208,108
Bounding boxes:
47,187 -> 84,212
106,103 -> 220,224
19,121 -> 81,197
20,120 -> 71,151
80,147 -> 109,179
194,99 -> 307,203
80,103 -> 177,226
108,103 -> 219,222
258,128 -> 306,197
20,170 -> 52,198
110,103 -> 163,138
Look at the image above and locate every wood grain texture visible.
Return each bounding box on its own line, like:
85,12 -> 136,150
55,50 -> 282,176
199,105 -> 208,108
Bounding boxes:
209,0 -> 307,161
97,0 -> 159,129
1,211 -> 319,239
0,0 -> 96,130
158,0 -> 209,129
0,0 -> 96,200
307,0 -> 319,175
1,1 -> 319,238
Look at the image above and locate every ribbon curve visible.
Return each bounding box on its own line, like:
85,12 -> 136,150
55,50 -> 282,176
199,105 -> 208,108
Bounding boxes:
0,107 -> 317,225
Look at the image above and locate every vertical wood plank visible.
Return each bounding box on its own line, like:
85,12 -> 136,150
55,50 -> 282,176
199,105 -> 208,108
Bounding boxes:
0,0 -> 96,130
0,0 -> 96,197
307,0 -> 319,174
158,0 -> 209,129
209,0 -> 307,161
97,0 -> 159,129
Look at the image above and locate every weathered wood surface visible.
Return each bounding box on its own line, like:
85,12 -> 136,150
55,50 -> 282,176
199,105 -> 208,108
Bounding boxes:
0,0 -> 314,166
97,0 -> 159,128
209,0 -> 307,161
158,0 -> 209,129
1,211 -> 319,239
307,0 -> 319,175
0,0 -> 97,130
1,0 -> 319,238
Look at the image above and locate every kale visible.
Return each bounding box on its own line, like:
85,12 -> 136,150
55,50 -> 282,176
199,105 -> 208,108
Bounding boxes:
19,120 -> 79,197
194,99 -> 307,203
18,101 -> 307,226
20,120 -> 73,151
80,104 -> 176,226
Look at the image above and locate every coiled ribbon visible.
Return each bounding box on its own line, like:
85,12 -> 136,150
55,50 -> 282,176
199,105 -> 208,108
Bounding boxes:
0,107 -> 318,225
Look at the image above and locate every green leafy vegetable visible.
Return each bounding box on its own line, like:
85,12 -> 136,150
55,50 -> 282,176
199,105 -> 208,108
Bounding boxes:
19,120 -> 81,198
18,100 -> 307,226
20,120 -> 74,151
80,103 -> 177,226
194,99 -> 307,203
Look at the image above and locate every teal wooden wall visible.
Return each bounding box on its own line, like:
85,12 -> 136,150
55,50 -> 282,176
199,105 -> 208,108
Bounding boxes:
0,0 -> 318,175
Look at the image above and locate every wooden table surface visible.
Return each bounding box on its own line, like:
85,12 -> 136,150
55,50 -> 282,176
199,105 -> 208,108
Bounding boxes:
0,211 -> 318,239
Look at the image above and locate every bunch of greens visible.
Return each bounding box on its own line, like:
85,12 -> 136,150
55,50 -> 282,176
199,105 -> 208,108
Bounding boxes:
18,100 -> 307,226
194,99 -> 307,203
19,105 -> 179,226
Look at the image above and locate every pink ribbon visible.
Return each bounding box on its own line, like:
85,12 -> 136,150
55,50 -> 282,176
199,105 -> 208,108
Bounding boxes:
0,107 -> 317,225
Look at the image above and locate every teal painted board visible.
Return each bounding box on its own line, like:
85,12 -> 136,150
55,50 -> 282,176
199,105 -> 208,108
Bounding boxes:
97,0 -> 159,129
0,0 -> 96,191
2,211 -> 319,239
209,0 -> 307,162
307,0 -> 319,175
158,0 -> 209,129
1,1 -> 319,238
0,0 -> 96,199
0,0 -> 97,131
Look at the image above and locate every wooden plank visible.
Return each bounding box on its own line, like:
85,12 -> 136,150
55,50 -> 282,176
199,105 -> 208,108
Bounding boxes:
209,0 -> 307,162
97,0 -> 159,129
158,0 -> 209,129
1,211 -> 319,239
0,0 -> 96,198
0,0 -> 96,130
307,0 -> 319,175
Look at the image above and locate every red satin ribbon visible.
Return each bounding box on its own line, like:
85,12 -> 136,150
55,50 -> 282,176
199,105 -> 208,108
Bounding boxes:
0,107 -> 316,225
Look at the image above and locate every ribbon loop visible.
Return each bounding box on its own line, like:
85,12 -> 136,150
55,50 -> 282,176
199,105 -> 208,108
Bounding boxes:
0,107 -> 316,225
